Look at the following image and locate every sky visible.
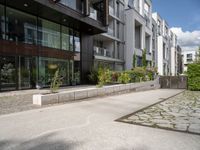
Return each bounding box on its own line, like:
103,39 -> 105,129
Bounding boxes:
152,0 -> 200,51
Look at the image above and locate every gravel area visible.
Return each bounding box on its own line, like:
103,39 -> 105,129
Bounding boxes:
0,85 -> 94,115
0,94 -> 41,115
118,90 -> 200,135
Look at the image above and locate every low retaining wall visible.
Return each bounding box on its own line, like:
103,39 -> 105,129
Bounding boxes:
33,79 -> 160,106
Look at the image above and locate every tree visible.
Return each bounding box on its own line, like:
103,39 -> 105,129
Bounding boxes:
195,46 -> 200,64
132,52 -> 137,68
142,49 -> 147,67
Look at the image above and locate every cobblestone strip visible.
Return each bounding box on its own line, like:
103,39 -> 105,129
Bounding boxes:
118,91 -> 200,135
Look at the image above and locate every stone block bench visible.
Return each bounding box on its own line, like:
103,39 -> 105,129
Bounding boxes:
33,79 -> 160,106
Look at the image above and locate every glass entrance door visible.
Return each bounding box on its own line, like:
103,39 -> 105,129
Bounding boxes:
18,57 -> 31,89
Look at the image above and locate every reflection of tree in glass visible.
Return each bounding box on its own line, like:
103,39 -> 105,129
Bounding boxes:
1,63 -> 15,82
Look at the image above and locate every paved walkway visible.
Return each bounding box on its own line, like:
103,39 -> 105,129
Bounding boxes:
0,85 -> 94,115
0,89 -> 200,150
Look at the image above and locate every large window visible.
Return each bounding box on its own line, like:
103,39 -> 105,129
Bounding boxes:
0,56 -> 36,91
0,5 -> 5,40
0,56 -> 16,91
74,31 -> 80,52
38,57 -> 73,87
0,5 -> 82,90
187,53 -> 193,62
38,18 -> 60,49
6,7 -> 37,44
61,26 -> 70,51
69,29 -> 74,51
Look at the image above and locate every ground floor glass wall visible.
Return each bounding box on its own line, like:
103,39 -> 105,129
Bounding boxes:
0,4 -> 81,91
0,56 -> 36,91
0,55 -> 78,91
38,57 -> 74,87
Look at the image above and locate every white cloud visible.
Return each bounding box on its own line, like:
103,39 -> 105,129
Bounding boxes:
170,27 -> 200,51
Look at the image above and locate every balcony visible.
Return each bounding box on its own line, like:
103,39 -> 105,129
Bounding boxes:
94,46 -> 111,57
144,10 -> 151,28
144,10 -> 150,18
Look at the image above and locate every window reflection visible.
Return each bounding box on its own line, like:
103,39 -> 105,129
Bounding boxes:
74,31 -> 80,52
0,56 -> 16,91
59,0 -> 83,13
38,57 -> 73,87
61,26 -> 70,50
6,7 -> 37,44
0,5 -> 5,40
69,29 -> 74,51
38,18 -> 60,49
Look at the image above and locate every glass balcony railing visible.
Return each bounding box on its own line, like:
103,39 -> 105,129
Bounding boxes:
107,28 -> 114,36
59,0 -> 83,13
89,7 -> 97,20
94,46 -> 111,57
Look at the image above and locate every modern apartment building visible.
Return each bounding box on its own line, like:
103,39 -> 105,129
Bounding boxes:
125,0 -> 152,69
170,31 -> 178,76
0,0 -> 108,91
0,0 -> 182,92
182,49 -> 198,72
152,12 -> 171,76
177,45 -> 183,75
152,18 -> 158,68
93,0 -> 125,71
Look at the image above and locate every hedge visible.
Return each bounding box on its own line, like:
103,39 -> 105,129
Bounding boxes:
187,63 -> 200,91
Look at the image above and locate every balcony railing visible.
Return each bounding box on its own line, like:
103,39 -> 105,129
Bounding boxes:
107,28 -> 114,36
59,0 -> 83,14
144,10 -> 150,17
94,46 -> 111,57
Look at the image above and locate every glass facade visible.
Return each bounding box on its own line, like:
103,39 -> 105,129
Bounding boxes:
0,5 -> 5,40
38,18 -> 60,49
38,57 -> 73,87
6,7 -> 37,44
61,26 -> 70,51
0,4 -> 81,91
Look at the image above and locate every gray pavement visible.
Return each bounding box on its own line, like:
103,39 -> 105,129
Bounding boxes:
0,89 -> 200,150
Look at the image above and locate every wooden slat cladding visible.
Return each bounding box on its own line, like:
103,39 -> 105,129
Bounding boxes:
0,39 -> 74,60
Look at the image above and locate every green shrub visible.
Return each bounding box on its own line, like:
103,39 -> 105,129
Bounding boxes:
132,67 -> 146,82
132,52 -> 136,68
118,72 -> 131,84
142,49 -> 147,67
187,63 -> 200,91
97,67 -> 112,87
146,67 -> 157,80
111,71 -> 120,83
88,67 -> 98,84
124,70 -> 136,82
